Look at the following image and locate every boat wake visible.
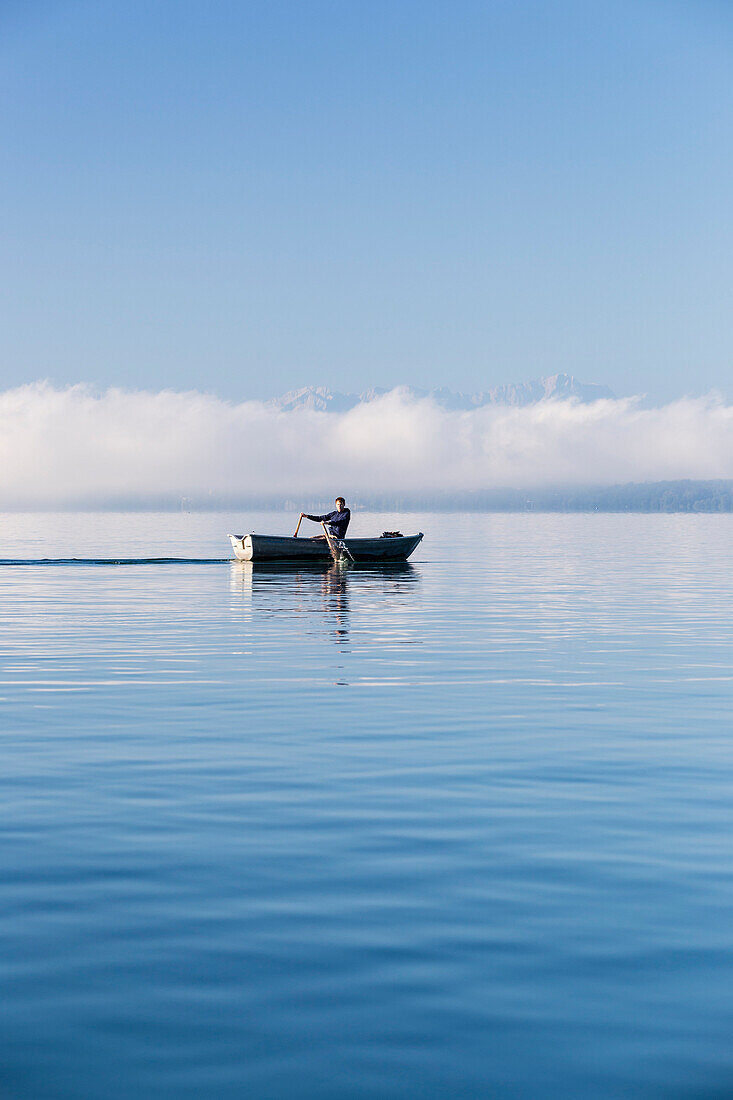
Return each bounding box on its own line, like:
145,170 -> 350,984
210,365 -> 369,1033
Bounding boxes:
0,557 -> 230,567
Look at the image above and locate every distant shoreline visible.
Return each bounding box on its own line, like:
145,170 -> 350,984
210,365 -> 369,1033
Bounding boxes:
0,481 -> 731,514
347,480 -> 733,514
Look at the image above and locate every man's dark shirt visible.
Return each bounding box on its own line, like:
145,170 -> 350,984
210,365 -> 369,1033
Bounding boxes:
306,508 -> 351,539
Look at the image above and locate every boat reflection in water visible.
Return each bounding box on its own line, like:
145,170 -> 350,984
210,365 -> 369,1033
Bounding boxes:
229,560 -> 420,656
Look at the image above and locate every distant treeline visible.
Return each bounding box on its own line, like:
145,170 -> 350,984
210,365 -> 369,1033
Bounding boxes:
346,480 -> 733,513
36,479 -> 733,512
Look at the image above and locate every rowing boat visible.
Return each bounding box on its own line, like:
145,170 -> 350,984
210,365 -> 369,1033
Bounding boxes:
228,532 -> 423,563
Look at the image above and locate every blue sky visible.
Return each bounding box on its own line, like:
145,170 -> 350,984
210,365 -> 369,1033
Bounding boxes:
1,0 -> 732,402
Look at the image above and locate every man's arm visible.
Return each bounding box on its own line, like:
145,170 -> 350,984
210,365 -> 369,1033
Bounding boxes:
303,511 -> 335,523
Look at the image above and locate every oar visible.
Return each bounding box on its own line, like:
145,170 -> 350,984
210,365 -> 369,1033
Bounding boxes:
293,513 -> 303,538
321,521 -> 355,564
321,520 -> 338,561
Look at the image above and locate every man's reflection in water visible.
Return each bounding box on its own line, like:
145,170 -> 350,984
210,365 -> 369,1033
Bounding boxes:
322,564 -> 350,645
230,561 -> 420,653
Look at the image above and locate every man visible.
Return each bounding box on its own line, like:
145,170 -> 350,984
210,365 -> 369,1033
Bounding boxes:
300,497 -> 351,539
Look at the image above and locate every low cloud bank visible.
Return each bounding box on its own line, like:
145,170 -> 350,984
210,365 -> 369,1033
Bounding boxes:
0,382 -> 731,508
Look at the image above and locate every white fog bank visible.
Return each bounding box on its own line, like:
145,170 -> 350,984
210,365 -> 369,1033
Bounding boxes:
0,383 -> 731,508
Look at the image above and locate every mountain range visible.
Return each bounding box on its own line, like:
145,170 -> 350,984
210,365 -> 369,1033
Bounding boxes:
273,373 -> 616,412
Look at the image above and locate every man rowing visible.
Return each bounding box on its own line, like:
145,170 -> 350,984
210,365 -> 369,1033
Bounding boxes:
299,497 -> 351,539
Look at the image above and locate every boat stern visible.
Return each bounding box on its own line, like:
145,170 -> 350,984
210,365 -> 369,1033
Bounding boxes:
228,534 -> 253,561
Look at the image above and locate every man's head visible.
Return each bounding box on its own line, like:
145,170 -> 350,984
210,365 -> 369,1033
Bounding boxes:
335,497 -> 346,510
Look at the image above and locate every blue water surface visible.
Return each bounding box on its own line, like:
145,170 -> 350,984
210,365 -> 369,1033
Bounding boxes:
0,511 -> 731,1099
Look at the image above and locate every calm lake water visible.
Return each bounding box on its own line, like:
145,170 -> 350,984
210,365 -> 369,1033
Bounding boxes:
1,511 -> 731,1099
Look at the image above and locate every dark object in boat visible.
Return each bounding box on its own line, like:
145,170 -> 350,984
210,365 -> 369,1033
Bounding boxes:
381,531 -> 402,538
